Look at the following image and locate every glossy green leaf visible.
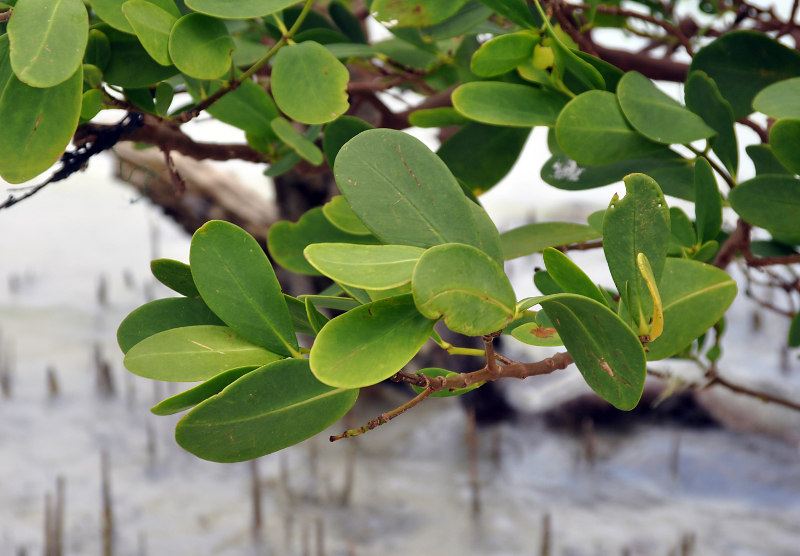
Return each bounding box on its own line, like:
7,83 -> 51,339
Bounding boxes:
124,325 -> 282,381
746,144 -> 792,176
93,0 -> 179,32
150,258 -> 200,298
122,0 -> 176,66
101,25 -> 178,88
80,89 -> 103,120
154,82 -> 173,115
617,71 -> 714,144
8,0 -> 88,87
637,253 -> 663,341
437,123 -> 530,195
0,35 -> 12,93
574,50 -> 623,92
185,77 -> 279,140
511,321 -> 562,346
84,29 -> 111,71
541,150 -> 695,200
685,71 -> 738,176
151,365 -> 257,415
304,298 -> 328,335
645,258 -> 736,360
603,173 -> 670,331
190,220 -> 298,356
669,207 -> 695,248
322,116 -> 372,167
185,0 -> 297,19
373,38 -> 438,70
409,368 -> 485,398
329,1 -> 367,43
540,294 -> 646,410
789,311 -> 800,348
753,77 -> 800,120
267,207 -> 379,275
555,90 -> 662,166
690,30 -> 800,119
310,295 -> 435,388
694,158 -> 722,244
321,195 -> 371,235
408,107 -> 470,128
169,13 -> 233,79
729,176 -> 800,237
304,244 -> 424,290
452,82 -> 567,127
371,0 -> 468,27
769,118 -> 800,175
270,117 -> 323,165
412,243 -> 516,336
0,69 -> 81,183
282,294 -> 316,336
298,295 -> 359,312
334,129 -> 502,261
543,248 -> 607,306
534,270 -> 563,295
271,41 -> 349,124
176,359 -> 358,462
477,0 -> 536,28
117,297 -> 224,353
500,222 -> 600,260
470,32 -> 538,77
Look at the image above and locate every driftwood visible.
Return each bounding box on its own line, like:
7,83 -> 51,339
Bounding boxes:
112,142 -> 278,243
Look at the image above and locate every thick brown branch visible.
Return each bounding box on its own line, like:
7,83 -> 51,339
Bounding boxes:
713,219 -> 751,269
589,45 -> 689,82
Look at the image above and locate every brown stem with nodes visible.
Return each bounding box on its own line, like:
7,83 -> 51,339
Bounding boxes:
330,352 -> 575,442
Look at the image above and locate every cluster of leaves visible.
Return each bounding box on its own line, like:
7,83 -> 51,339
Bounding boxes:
2,0 -> 799,462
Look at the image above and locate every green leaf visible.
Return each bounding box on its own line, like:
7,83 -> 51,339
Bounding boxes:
0,35 -> 13,94
684,71 -> 738,176
769,118 -> 800,175
511,321 -> 562,346
329,1 -> 367,43
694,158 -> 722,244
617,71 -> 715,144
540,294 -> 646,410
371,0 -> 468,27
169,13 -> 233,79
122,0 -> 176,66
603,173 -> 670,331
542,247 -> 607,307
729,175 -> 800,237
304,298 -> 328,335
117,297 -> 224,353
477,0 -> 536,28
185,76 -> 279,140
190,220 -> 298,356
0,69 -> 82,183
80,88 -> 103,120
334,129 -> 503,261
267,207 -> 379,275
541,150 -> 695,200
500,222 -> 600,260
151,365 -> 258,415
753,77 -> 800,120
298,294 -> 359,312
669,207 -> 695,248
84,29 -> 111,71
470,32 -> 538,77
645,258 -> 736,360
789,312 -> 800,348
555,90 -> 662,166
175,359 -> 358,462
101,25 -> 178,88
282,294 -> 316,336
309,295 -> 435,388
322,116 -> 373,167
690,30 -> 800,119
124,325 -> 282,381
412,243 -> 516,336
452,82 -> 567,127
408,107 -> 470,128
150,258 -> 200,298
154,82 -> 173,115
437,123 -> 530,195
92,0 -> 179,32
321,195 -> 371,235
746,144 -> 792,176
270,116 -> 323,165
8,0 -> 88,87
304,243 -> 424,290
184,0 -> 298,19
271,40 -> 349,124
533,270 -> 563,295
409,368 -> 485,398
